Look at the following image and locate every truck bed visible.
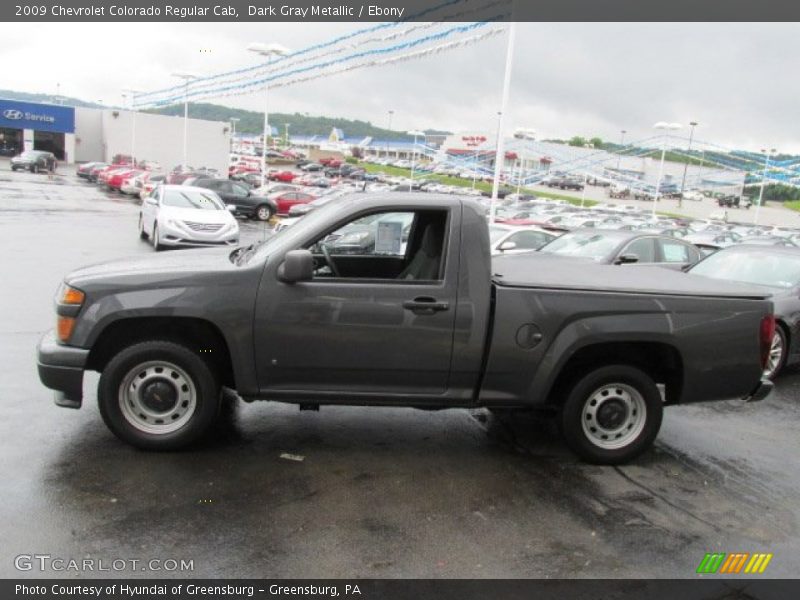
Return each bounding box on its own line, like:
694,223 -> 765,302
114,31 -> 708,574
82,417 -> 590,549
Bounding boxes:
491,254 -> 771,300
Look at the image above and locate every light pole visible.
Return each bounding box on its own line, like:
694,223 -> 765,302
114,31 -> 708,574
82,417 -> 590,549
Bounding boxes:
247,42 -> 291,188
407,130 -> 425,183
171,71 -> 197,169
230,117 -> 240,152
678,121 -> 698,208
122,88 -> 141,166
516,159 -> 523,196
652,122 -> 682,218
580,172 -> 588,207
284,123 -> 291,147
472,145 -> 480,189
755,148 -> 777,225
616,129 -> 626,170
385,110 -> 394,159
490,18 -> 517,223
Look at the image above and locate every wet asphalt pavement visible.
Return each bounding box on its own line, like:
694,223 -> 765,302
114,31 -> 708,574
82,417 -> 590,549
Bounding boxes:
1,165 -> 798,579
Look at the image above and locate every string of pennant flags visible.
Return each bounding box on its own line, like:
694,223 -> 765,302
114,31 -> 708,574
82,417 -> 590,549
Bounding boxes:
132,0 -> 510,110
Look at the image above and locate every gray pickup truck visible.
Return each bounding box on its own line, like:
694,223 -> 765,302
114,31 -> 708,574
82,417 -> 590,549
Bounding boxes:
37,193 -> 774,464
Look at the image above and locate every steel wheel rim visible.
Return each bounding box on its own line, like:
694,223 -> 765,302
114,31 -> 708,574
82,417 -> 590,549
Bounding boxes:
765,331 -> 784,377
581,383 -> 646,450
118,360 -> 197,434
257,206 -> 270,220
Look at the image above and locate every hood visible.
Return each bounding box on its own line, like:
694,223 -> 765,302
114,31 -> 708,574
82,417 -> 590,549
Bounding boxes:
161,206 -> 235,224
66,247 -> 237,288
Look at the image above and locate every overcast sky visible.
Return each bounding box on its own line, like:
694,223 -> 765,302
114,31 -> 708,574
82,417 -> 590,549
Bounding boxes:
2,22 -> 799,152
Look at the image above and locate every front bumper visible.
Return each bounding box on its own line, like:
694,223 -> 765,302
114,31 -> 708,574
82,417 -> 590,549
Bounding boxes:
158,221 -> 239,248
745,377 -> 774,402
36,330 -> 89,409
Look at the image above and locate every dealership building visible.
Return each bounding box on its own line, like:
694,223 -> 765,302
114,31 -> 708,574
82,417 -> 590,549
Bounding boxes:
0,98 -> 231,172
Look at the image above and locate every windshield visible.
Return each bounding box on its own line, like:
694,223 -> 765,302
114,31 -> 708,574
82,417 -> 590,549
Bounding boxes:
690,248 -> 800,289
162,189 -> 223,210
539,231 -> 620,261
19,151 -> 41,158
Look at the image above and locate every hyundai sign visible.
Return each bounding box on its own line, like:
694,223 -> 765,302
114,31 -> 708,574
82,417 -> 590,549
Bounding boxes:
0,100 -> 75,134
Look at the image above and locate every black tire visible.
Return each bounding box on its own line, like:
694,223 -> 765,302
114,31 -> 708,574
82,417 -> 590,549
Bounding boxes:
559,364 -> 663,465
138,215 -> 148,240
98,340 -> 221,450
764,326 -> 787,380
254,204 -> 274,222
152,222 -> 162,251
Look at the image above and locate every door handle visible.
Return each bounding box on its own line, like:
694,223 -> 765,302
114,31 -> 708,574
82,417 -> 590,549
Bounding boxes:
402,297 -> 449,314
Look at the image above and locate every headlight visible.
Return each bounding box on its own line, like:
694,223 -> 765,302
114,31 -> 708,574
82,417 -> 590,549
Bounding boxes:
56,284 -> 85,343
57,283 -> 85,305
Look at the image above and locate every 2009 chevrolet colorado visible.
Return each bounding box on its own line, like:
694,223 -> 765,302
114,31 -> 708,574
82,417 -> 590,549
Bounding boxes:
37,193 -> 774,463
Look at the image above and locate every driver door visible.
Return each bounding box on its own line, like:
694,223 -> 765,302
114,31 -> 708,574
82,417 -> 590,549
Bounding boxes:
253,207 -> 459,400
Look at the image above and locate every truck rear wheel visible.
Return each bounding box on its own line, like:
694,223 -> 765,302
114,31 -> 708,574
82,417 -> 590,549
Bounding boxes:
559,364 -> 662,464
98,340 -> 220,450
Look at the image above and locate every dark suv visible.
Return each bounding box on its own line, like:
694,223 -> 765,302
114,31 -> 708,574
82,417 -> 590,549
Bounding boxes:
11,150 -> 56,173
189,178 -> 278,221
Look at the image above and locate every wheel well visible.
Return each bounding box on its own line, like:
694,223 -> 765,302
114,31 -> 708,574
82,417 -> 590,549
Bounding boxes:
86,317 -> 235,388
547,341 -> 683,406
777,319 -> 790,343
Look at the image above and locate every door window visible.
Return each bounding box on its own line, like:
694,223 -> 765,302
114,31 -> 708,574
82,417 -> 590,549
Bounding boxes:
231,183 -> 250,197
307,210 -> 447,281
660,239 -> 694,263
621,237 -> 656,262
507,230 -> 552,250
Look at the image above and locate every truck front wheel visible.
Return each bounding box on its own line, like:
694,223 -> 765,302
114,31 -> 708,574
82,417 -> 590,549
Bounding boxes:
98,340 -> 221,450
559,365 -> 663,464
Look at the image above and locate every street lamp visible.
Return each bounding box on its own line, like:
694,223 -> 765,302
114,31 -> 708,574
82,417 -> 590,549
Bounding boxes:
230,117 -> 240,142
651,122 -> 682,217
678,121 -> 699,207
490,18 -> 517,223
385,110 -> 394,158
407,130 -> 425,183
247,42 -> 291,188
171,71 -> 198,169
284,123 -> 291,147
616,129 -> 626,170
755,148 -> 777,225
122,88 -> 141,166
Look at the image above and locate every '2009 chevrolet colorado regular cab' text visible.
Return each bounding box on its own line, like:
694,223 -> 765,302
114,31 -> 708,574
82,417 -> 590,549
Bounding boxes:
37,194 -> 774,464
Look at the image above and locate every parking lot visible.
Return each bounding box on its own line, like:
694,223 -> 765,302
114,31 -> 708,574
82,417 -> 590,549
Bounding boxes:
2,166 -> 800,579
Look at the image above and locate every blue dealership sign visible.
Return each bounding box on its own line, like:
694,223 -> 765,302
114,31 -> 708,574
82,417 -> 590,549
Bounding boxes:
0,99 -> 75,134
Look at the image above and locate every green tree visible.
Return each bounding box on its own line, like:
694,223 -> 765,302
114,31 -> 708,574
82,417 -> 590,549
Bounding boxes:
590,137 -> 603,148
568,136 -> 587,147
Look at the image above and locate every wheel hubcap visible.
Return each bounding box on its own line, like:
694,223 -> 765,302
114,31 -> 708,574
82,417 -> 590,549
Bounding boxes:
765,331 -> 784,377
581,383 -> 647,450
118,361 -> 196,434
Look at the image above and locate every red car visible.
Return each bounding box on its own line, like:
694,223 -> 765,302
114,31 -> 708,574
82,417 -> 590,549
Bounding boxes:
107,169 -> 143,191
271,170 -> 296,183
268,191 -> 316,215
97,165 -> 131,186
319,157 -> 342,168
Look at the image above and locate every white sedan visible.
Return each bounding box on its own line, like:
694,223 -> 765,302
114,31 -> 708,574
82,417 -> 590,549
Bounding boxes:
139,185 -> 239,251
489,224 -> 558,255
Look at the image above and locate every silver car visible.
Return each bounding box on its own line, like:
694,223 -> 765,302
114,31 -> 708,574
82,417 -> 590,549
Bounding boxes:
139,185 -> 239,251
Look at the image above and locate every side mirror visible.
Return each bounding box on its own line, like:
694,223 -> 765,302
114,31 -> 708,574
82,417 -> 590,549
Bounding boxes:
498,241 -> 517,252
615,253 -> 640,265
226,204 -> 237,212
277,249 -> 314,283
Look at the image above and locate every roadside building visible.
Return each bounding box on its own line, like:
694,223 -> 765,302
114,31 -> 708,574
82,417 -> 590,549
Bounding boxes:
0,98 -> 231,172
